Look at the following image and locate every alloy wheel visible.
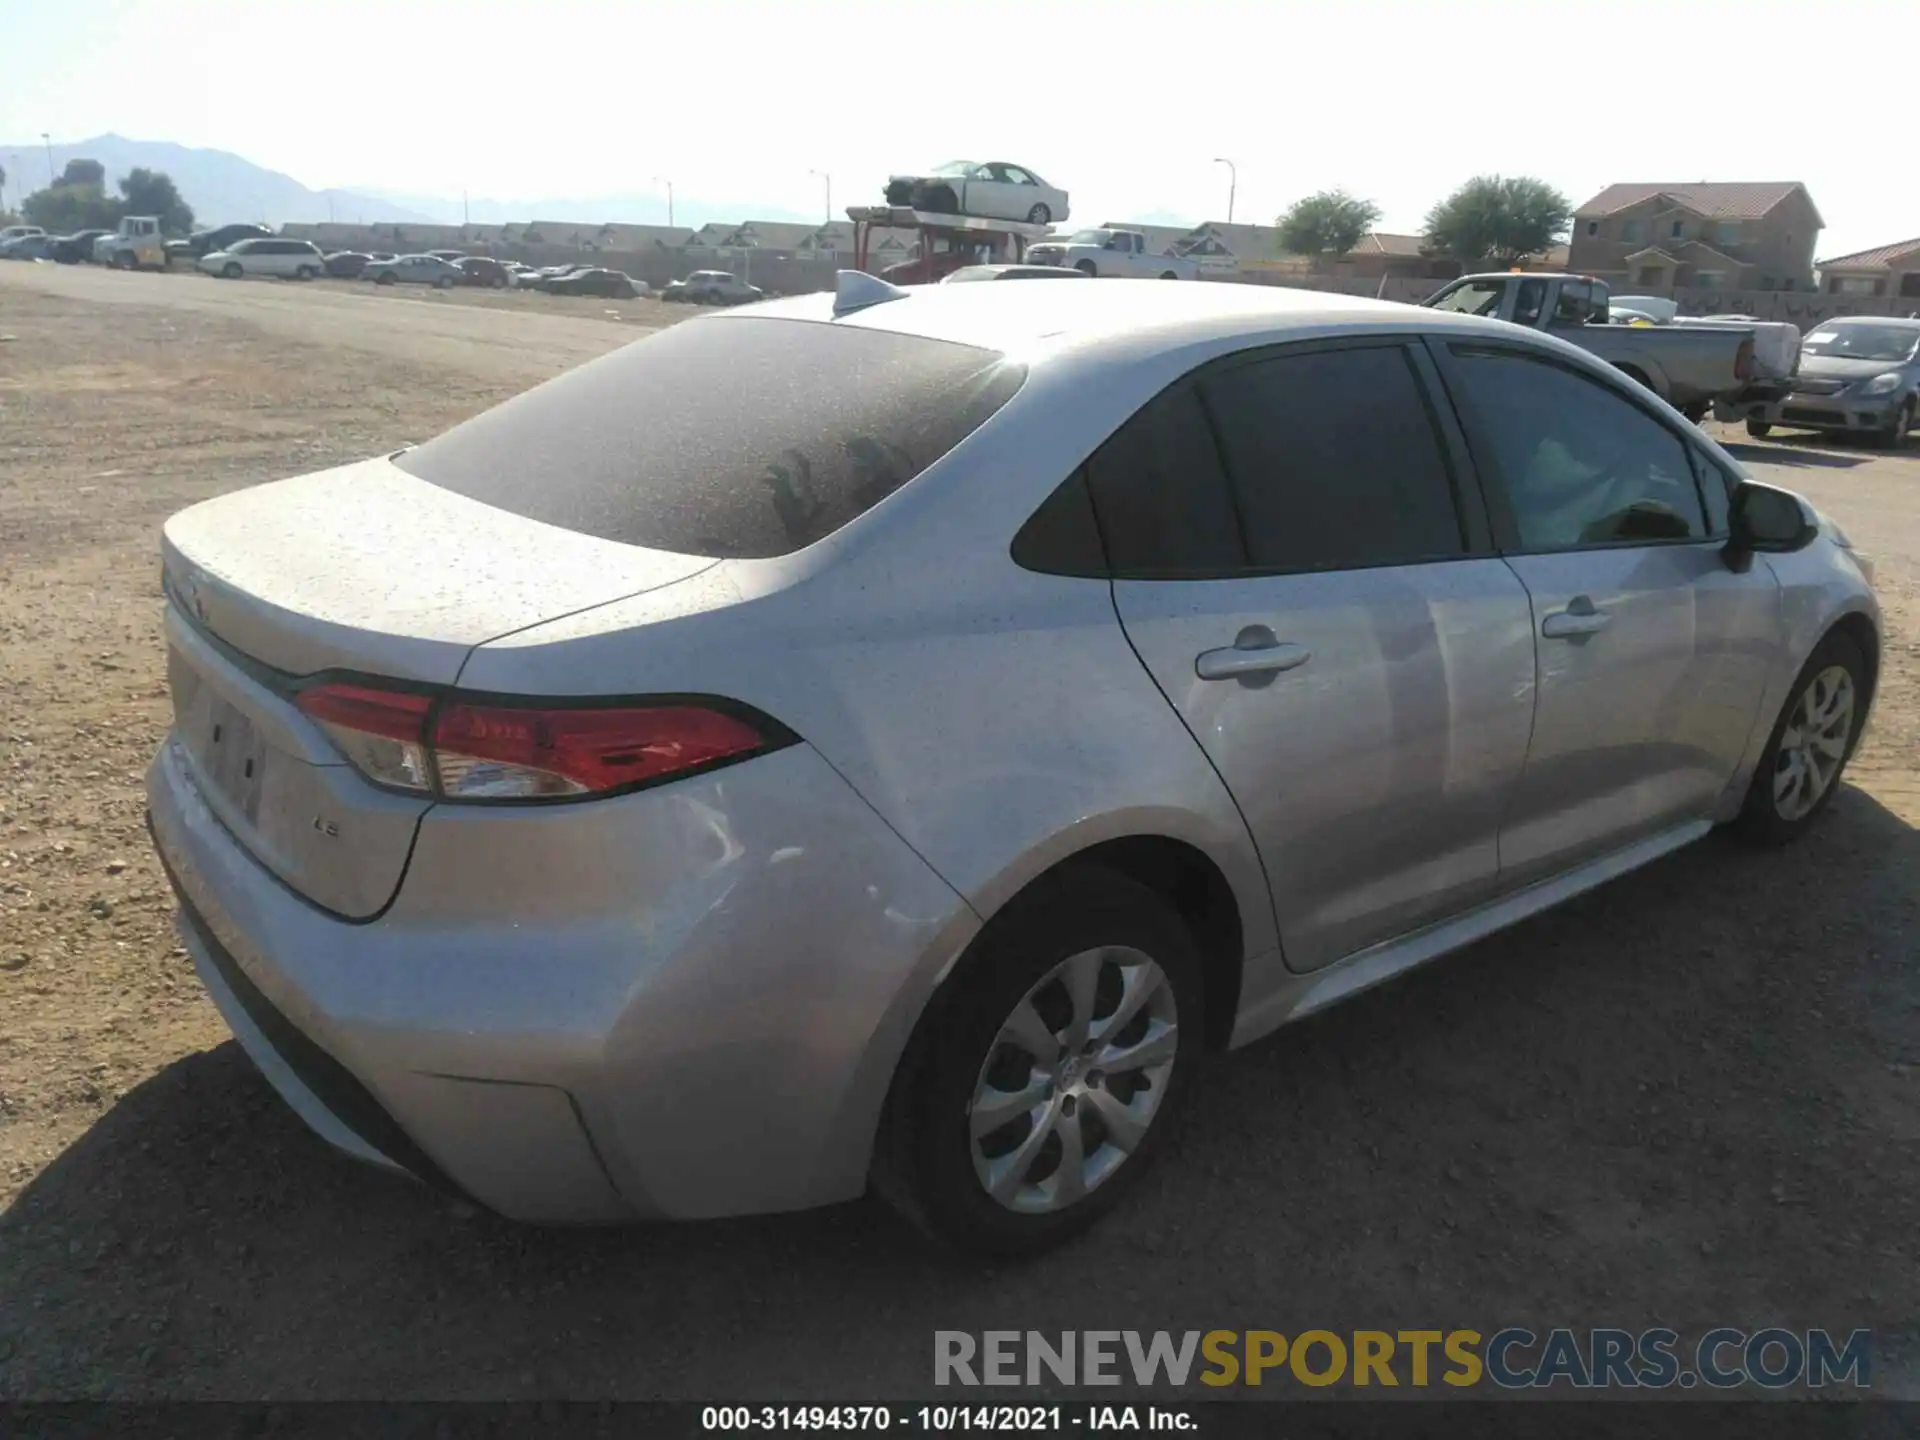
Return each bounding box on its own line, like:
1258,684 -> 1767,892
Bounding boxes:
1772,665 -> 1856,821
968,946 -> 1178,1214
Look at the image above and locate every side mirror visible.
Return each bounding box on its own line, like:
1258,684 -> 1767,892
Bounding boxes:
1725,480 -> 1818,573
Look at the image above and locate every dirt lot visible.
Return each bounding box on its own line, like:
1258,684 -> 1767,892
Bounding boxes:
1,263 -> 1916,1401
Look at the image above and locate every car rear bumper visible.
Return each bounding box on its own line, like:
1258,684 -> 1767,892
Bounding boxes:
147,734 -> 979,1223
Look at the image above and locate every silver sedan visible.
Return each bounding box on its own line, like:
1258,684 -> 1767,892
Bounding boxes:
363,254 -> 464,288
148,277 -> 1880,1255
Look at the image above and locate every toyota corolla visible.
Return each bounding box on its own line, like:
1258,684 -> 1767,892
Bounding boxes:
148,273 -> 1880,1255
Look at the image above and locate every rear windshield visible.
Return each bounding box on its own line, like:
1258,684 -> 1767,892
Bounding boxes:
395,317 -> 1024,558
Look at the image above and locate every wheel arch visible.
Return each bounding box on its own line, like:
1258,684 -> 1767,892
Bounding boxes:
863,830 -> 1251,1211
1826,608 -> 1881,717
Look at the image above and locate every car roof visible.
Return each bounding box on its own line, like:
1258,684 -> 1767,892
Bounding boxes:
729,277 -> 1518,362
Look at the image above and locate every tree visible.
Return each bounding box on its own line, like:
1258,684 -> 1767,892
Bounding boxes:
118,168 -> 194,236
22,179 -> 120,233
1423,175 -> 1571,268
62,158 -> 106,189
1276,189 -> 1381,263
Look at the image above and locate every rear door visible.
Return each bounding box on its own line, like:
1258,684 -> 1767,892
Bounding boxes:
1098,338 -> 1537,973
1430,340 -> 1778,886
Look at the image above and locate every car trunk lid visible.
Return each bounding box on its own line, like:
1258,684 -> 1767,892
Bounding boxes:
160,455 -> 717,916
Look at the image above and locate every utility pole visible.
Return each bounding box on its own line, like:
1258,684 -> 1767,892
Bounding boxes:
42,133 -> 55,187
810,168 -> 831,223
462,188 -> 470,226
653,176 -> 674,229
1213,157 -> 1237,225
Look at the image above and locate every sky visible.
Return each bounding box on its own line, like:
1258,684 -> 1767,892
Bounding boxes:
0,0 -> 1910,261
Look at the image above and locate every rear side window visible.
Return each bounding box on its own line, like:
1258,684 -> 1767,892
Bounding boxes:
1199,345 -> 1467,572
1084,384 -> 1243,576
394,318 -> 1025,558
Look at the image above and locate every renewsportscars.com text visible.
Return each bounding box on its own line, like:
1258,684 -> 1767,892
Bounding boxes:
934,1328 -> 1871,1390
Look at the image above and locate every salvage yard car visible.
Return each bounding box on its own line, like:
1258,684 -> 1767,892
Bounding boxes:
943,263 -> 1091,282
1424,272 -> 1792,421
543,266 -> 645,298
198,237 -> 325,281
1744,316 -> 1919,448
147,277 -> 1880,1257
885,160 -> 1070,226
364,253 -> 464,288
660,270 -> 762,305
1024,228 -> 1198,280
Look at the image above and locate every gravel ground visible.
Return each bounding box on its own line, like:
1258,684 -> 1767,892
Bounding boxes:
0,265 -> 1915,1401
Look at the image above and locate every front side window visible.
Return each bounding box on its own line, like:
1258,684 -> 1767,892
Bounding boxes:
395,318 -> 1025,558
1448,348 -> 1707,551
1199,345 -> 1466,573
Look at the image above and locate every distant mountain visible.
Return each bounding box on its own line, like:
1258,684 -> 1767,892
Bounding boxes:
0,134 -> 432,227
343,185 -> 823,232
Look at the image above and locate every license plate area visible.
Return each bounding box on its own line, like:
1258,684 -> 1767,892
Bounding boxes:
168,647 -> 270,823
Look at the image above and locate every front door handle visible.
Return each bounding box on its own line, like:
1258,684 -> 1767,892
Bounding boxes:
1541,597 -> 1613,639
1196,627 -> 1312,682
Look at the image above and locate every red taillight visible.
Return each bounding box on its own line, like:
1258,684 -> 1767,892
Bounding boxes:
433,701 -> 768,800
294,682 -> 776,802
296,684 -> 435,793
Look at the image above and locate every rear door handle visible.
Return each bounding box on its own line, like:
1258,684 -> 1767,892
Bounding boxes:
1540,600 -> 1613,639
1196,629 -> 1312,681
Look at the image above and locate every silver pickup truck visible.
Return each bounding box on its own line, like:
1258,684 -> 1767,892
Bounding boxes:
1423,272 -> 1794,421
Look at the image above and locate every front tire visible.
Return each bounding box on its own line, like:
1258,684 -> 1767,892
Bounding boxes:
1733,629 -> 1870,845
872,865 -> 1205,1257
295,265 -> 318,281
1875,398 -> 1914,451
1746,418 -> 1774,438
1074,259 -> 1098,277
221,261 -> 242,279
434,274 -> 454,289
375,271 -> 395,286
116,251 -> 139,271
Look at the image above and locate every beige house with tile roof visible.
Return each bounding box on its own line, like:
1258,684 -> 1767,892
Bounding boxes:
1817,237 -> 1920,299
1568,182 -> 1822,291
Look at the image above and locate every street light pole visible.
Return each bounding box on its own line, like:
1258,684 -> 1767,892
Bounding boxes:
42,133 -> 55,187
809,168 -> 831,223
1213,157 -> 1237,225
653,177 -> 674,229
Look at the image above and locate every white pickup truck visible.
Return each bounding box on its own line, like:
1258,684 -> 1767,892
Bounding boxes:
1022,228 -> 1198,279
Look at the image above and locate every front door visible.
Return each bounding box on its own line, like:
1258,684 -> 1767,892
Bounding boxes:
1094,339 -> 1537,973
1432,341 -> 1778,885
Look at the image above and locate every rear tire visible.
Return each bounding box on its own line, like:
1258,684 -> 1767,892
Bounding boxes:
1680,401 -> 1709,424
1732,629 -> 1870,846
925,185 -> 960,215
872,865 -> 1206,1258
1160,271 -> 1178,280
375,271 -> 395,286
1746,418 -> 1774,438
295,265 -> 318,281
434,274 -> 454,289
1026,204 -> 1052,225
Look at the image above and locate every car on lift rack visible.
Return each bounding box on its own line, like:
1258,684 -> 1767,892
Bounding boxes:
884,161 -> 1070,226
